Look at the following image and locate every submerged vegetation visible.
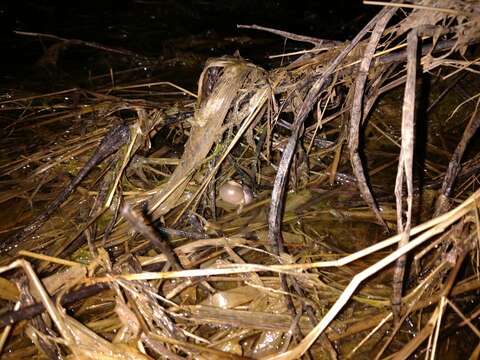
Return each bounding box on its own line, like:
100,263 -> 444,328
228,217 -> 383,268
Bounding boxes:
1,1 -> 480,359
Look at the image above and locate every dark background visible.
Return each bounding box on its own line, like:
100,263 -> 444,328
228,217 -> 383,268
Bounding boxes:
0,1 -> 376,84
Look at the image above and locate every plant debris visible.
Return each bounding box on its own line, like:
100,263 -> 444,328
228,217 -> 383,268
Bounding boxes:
1,1 -> 480,359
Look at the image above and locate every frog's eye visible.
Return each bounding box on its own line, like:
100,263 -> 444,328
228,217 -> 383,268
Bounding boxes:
219,180 -> 246,206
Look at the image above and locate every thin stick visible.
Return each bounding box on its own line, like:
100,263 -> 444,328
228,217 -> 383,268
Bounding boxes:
348,6 -> 395,230
14,31 -> 142,58
364,1 -> 471,17
121,203 -> 182,271
346,313 -> 392,359
18,250 -> 81,267
237,24 -> 341,47
0,302 -> 21,354
392,28 -> 418,322
435,98 -> 480,214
